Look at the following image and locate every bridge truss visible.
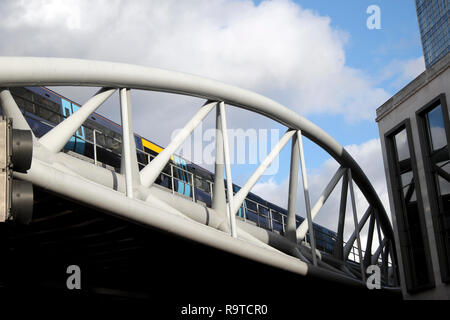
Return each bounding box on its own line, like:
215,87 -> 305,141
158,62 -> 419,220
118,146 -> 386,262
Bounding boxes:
0,57 -> 399,290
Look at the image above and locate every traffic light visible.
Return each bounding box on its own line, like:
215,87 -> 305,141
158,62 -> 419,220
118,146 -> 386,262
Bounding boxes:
1,116 -> 33,224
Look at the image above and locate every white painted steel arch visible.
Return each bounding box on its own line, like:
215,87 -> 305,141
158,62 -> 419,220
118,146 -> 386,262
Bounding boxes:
0,57 -> 399,289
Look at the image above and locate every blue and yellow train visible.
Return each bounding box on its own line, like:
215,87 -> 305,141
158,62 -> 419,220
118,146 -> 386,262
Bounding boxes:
3,86 -> 337,254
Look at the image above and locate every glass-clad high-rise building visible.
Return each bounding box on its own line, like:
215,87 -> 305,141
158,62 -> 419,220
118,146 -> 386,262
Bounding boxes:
415,0 -> 449,68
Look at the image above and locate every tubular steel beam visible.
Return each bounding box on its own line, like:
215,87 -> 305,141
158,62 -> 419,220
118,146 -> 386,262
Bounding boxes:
119,88 -> 140,198
334,171 -> 348,260
371,239 -> 387,265
17,159 -> 310,278
219,101 -> 237,238
0,89 -> 34,134
348,169 -> 365,282
286,132 -> 299,243
232,130 -> 296,217
363,213 -> 376,268
211,105 -> 227,217
39,87 -> 116,153
298,130 -> 317,266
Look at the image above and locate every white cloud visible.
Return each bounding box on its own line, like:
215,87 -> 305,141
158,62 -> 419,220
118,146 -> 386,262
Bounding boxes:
1,0 -> 392,135
379,56 -> 425,89
252,177 -> 289,207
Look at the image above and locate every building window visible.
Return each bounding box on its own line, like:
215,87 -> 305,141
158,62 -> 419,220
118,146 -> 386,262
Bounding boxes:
386,121 -> 434,292
417,94 -> 450,282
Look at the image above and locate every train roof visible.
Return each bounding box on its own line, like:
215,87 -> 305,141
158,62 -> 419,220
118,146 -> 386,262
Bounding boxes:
27,86 -> 166,151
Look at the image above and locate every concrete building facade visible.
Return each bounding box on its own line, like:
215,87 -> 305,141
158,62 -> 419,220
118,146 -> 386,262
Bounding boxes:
376,53 -> 450,299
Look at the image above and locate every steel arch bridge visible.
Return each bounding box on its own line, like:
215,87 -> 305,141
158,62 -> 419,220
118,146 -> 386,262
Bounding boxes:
0,57 -> 399,291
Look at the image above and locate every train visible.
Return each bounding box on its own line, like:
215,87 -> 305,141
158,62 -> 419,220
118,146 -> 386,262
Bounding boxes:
2,86 -> 338,254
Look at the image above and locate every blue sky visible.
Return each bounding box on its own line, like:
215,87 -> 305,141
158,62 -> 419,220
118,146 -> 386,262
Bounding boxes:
246,0 -> 425,187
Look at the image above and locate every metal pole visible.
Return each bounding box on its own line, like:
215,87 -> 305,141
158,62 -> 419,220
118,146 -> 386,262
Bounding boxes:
371,239 -> 387,265
364,213 -> 376,268
212,105 -> 227,216
269,209 -> 274,232
219,101 -> 237,238
39,87 -> 116,153
375,209 -> 383,254
0,89 -> 34,134
119,88 -> 140,198
286,132 -> 299,243
191,172 -> 196,202
382,241 -> 390,285
170,164 -> 175,195
298,130 -> 317,266
334,171 -> 348,260
93,129 -> 98,166
348,169 -> 366,282
209,181 -> 213,198
256,203 -> 260,227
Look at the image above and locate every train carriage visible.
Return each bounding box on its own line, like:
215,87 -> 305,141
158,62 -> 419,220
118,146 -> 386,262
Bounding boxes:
2,86 -> 338,256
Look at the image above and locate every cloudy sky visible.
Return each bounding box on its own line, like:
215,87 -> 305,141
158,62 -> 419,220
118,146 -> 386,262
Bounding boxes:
1,0 -> 426,250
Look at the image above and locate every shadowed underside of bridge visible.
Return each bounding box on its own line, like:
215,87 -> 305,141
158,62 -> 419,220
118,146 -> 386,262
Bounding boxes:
0,186 -> 400,309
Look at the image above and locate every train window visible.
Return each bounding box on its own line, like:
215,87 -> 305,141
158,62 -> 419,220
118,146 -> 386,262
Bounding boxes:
11,88 -> 63,125
84,127 -> 93,142
273,222 -> 283,233
258,206 -> 269,216
24,116 -> 52,138
36,93 -> 61,115
192,175 -> 209,193
96,132 -> 106,148
137,150 -> 148,166
106,136 -> 120,154
246,201 -> 257,212
417,94 -> 450,283
246,210 -> 258,224
258,215 -> 269,229
143,146 -> 159,160
83,141 -> 94,159
10,88 -> 32,101
194,176 -> 203,189
162,163 -> 171,175
64,108 -> 70,118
